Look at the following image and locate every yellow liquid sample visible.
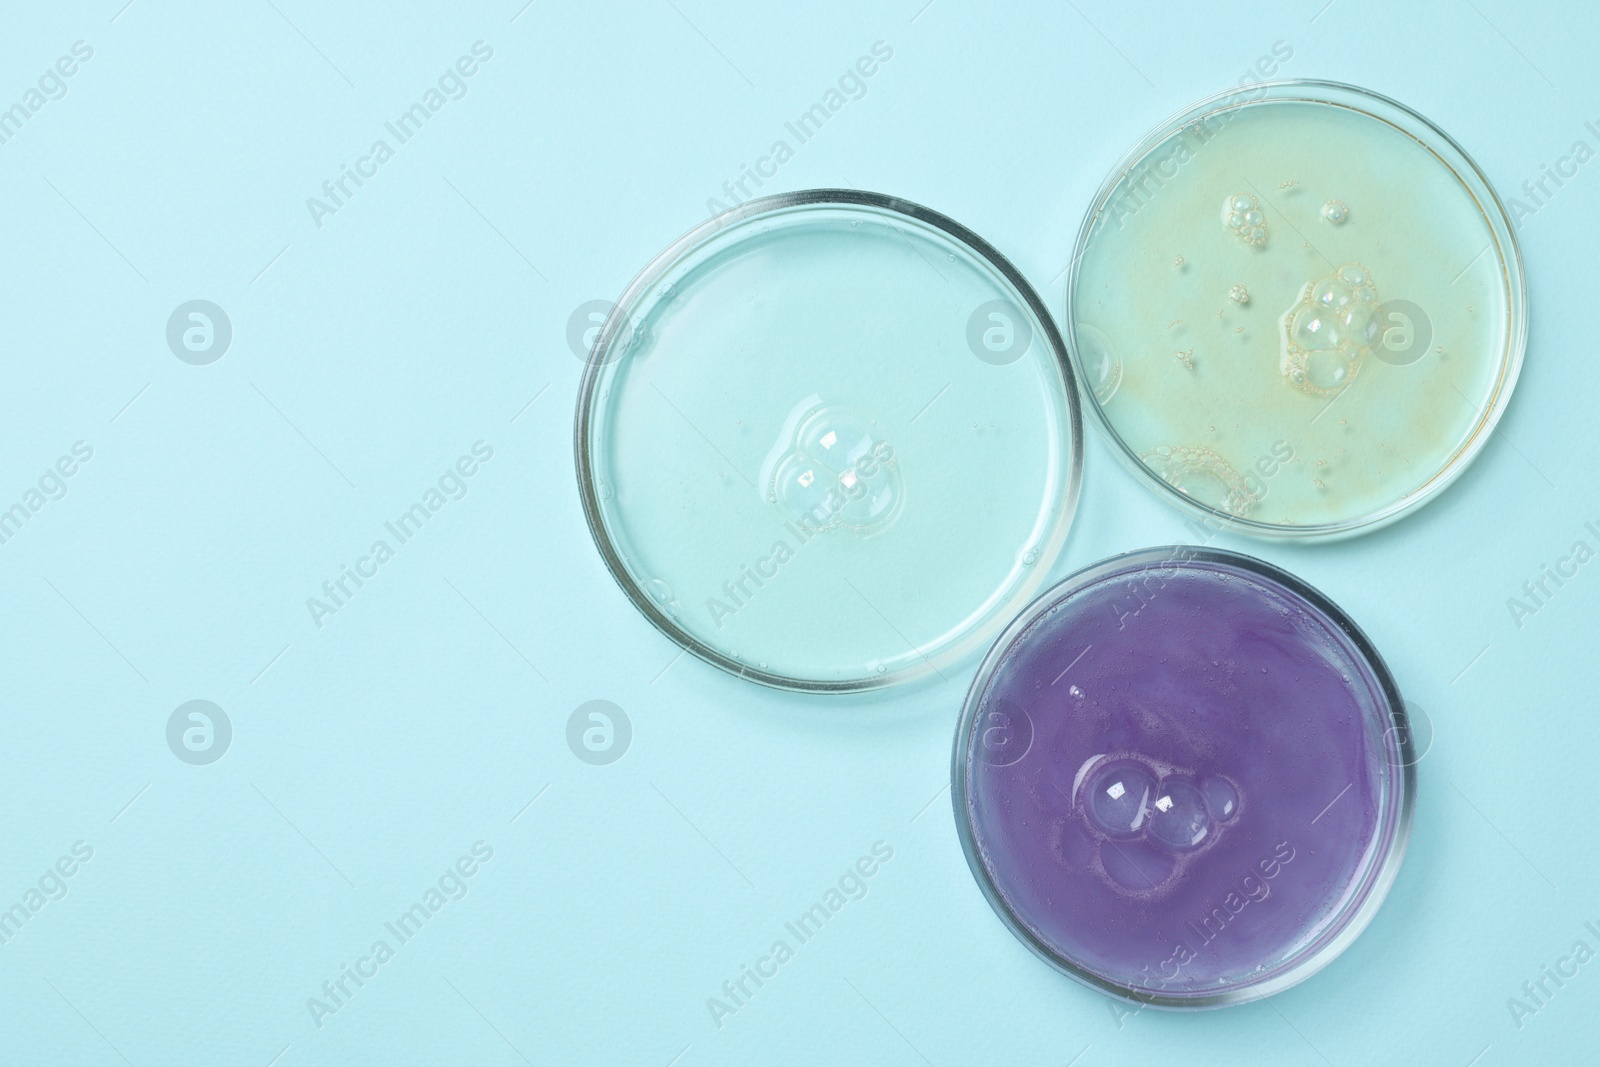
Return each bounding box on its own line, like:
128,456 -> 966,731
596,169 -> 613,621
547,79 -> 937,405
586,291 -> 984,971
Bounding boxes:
1073,96 -> 1516,531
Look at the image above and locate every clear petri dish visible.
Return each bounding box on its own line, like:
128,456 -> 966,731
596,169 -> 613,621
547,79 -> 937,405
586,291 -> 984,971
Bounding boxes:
1068,81 -> 1526,538
575,191 -> 1082,692
952,547 -> 1416,1008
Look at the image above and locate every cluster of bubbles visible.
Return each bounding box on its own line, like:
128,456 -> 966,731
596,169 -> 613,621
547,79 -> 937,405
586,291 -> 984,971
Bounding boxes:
1080,183 -> 1413,520
1079,758 -> 1239,853
768,404 -> 902,533
1221,192 -> 1268,247
1279,262 -> 1384,397
1140,444 -> 1257,518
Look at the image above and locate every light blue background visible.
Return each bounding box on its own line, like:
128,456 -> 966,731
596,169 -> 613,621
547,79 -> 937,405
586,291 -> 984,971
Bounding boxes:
1,0 -> 1594,1064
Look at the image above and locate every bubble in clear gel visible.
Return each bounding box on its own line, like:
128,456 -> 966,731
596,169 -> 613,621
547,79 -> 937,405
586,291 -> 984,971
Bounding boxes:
1140,445 -> 1258,518
797,410 -> 874,468
1280,261 -> 1383,396
774,453 -> 836,520
767,403 -> 902,534
1223,192 -> 1268,247
1321,199 -> 1349,224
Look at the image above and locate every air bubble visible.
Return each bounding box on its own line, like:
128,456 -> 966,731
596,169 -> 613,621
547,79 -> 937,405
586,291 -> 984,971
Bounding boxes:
1140,444 -> 1259,518
773,452 -> 834,520
766,402 -> 902,534
1230,285 -> 1250,304
1313,279 -> 1351,310
1102,837 -> 1177,893
1321,199 -> 1349,224
1280,262 -> 1383,397
1304,349 -> 1351,390
1083,759 -> 1157,839
1201,775 -> 1240,821
1222,192 -> 1268,247
643,578 -> 679,617
1148,777 -> 1211,852
797,409 -> 873,467
1056,819 -> 1096,868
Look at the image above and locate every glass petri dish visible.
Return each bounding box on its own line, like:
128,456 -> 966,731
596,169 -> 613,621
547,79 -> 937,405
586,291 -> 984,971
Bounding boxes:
575,190 -> 1082,692
1068,81 -> 1526,538
952,547 -> 1416,1008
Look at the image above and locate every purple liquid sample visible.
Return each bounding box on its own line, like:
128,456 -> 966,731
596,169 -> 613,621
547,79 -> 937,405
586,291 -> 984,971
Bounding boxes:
957,549 -> 1411,1004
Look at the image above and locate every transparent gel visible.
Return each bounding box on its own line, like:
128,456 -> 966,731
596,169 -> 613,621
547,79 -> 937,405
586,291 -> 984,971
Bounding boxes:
576,192 -> 1081,691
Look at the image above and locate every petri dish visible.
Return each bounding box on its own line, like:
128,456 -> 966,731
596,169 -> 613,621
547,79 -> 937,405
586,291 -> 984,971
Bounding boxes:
952,547 -> 1416,1008
575,190 -> 1082,692
1068,81 -> 1526,538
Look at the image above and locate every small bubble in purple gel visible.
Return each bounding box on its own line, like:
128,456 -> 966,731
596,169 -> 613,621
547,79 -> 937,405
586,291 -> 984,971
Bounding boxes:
1201,775 -> 1241,821
1102,837 -> 1178,893
1148,777 -> 1211,852
1083,759 -> 1157,839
